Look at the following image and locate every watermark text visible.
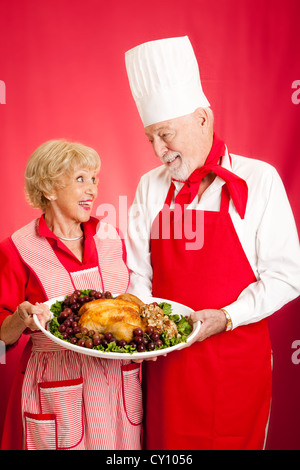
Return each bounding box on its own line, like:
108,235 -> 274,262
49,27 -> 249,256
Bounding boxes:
291,340 -> 300,365
291,80 -> 300,105
0,340 -> 6,364
96,196 -> 205,251
0,80 -> 6,104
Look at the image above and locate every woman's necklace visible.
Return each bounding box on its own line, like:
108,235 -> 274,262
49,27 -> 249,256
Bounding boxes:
56,234 -> 83,241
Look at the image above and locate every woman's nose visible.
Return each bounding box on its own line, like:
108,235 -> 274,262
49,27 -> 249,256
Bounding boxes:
86,180 -> 98,196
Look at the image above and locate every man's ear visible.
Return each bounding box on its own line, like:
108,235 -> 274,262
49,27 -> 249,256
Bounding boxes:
194,107 -> 213,133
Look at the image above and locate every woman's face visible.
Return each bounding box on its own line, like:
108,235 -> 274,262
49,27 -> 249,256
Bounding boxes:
49,167 -> 99,223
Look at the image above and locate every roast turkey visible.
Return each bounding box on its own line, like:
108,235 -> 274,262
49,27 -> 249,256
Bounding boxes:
78,296 -> 146,342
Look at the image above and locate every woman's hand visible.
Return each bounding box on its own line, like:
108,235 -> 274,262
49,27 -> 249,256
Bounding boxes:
0,301 -> 51,345
16,301 -> 51,331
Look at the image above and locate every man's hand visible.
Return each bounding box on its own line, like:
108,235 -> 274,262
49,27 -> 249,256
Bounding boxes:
189,309 -> 227,343
134,309 -> 227,360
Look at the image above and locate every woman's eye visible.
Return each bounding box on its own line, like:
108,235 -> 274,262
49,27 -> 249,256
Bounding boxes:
76,176 -> 84,182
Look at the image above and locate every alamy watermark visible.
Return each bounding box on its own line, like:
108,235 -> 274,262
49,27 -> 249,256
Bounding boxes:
95,196 -> 205,251
291,340 -> 300,365
0,80 -> 6,104
0,340 -> 6,364
291,80 -> 300,105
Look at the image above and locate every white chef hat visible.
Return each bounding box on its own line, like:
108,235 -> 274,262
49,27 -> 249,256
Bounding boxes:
125,36 -> 210,127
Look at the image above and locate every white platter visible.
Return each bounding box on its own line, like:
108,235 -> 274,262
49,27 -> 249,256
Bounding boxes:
33,295 -> 200,360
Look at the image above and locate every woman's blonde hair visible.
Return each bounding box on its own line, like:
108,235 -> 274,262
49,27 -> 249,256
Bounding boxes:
25,139 -> 101,212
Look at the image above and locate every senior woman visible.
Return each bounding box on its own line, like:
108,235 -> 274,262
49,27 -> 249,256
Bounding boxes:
0,140 -> 142,450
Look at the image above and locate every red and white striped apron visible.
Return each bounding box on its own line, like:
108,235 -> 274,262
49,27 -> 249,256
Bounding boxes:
8,218 -> 142,450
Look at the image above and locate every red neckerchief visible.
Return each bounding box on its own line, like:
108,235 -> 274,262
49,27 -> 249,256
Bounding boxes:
170,134 -> 248,219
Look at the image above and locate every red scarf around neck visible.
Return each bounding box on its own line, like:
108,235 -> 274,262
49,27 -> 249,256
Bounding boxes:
171,134 -> 248,219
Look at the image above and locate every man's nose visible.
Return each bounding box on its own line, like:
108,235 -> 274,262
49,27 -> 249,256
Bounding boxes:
152,138 -> 168,159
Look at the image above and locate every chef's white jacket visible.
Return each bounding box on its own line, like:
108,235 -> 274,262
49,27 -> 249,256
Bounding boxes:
125,148 -> 300,329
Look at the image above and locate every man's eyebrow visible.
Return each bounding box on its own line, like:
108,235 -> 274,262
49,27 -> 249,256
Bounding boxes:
145,126 -> 170,137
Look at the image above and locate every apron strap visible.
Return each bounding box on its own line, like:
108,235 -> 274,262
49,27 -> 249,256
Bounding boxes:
165,182 -> 176,207
166,180 -> 231,214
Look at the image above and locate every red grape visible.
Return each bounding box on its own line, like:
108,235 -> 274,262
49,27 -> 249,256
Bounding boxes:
151,332 -> 160,342
59,311 -> 68,322
134,336 -> 143,345
146,326 -> 154,335
93,336 -> 101,346
71,303 -> 80,312
85,339 -> 93,348
133,328 -> 143,337
84,338 -> 93,349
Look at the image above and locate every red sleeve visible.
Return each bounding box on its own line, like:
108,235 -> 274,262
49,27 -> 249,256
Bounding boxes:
0,238 -> 28,326
0,238 -> 48,328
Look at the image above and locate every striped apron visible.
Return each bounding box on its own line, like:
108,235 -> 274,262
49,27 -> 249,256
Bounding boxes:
9,218 -> 142,450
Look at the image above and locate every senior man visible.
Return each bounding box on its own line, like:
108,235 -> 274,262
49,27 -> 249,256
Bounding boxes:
124,36 -> 300,450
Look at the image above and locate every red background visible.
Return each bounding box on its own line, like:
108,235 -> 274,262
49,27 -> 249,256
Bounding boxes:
0,0 -> 299,449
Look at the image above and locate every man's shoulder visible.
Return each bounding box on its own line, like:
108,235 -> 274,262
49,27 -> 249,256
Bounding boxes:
230,153 -> 279,182
140,164 -> 169,179
138,164 -> 170,188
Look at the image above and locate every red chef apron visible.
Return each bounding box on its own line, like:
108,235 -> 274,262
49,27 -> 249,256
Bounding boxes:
143,183 -> 272,450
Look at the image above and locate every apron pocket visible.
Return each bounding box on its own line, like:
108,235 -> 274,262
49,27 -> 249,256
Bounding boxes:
24,412 -> 57,450
121,363 -> 143,426
39,377 -> 84,449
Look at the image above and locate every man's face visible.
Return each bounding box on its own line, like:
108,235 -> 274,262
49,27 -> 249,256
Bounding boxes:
145,111 -> 208,180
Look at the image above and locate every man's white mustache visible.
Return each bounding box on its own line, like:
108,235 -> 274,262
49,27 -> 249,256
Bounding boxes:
160,151 -> 182,164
